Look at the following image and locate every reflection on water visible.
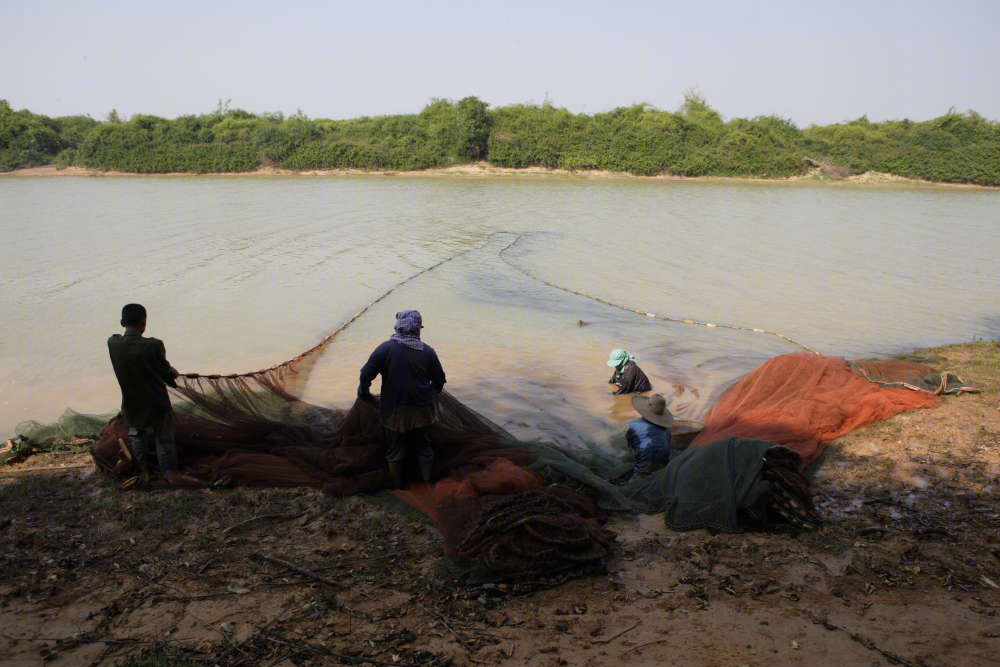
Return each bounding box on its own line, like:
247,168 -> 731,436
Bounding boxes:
2,175 -> 998,446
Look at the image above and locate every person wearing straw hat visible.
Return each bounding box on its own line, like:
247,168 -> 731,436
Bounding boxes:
626,393 -> 673,474
607,349 -> 652,394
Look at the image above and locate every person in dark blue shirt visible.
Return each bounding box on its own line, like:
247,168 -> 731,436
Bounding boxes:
626,393 -> 673,475
358,310 -> 446,487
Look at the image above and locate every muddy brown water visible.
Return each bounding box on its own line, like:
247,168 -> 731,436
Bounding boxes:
2,175 -> 998,447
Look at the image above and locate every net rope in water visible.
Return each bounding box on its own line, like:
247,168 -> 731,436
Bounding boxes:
495,232 -> 820,355
180,230 -> 818,389
180,233 -> 511,383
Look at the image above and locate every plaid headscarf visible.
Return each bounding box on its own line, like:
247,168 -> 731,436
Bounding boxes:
391,310 -> 426,350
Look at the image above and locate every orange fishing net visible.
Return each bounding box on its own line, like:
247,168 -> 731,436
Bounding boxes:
691,353 -> 942,466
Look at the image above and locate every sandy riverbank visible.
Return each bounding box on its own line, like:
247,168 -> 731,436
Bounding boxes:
1,341 -> 999,666
5,162 -> 998,189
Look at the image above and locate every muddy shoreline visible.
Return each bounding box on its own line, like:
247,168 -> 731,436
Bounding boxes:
1,341 -> 998,667
5,162 -> 999,190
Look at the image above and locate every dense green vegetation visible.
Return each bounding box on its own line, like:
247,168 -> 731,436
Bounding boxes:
0,100 -> 99,171
801,112 -> 1000,184
2,96 -> 998,185
487,97 -> 803,177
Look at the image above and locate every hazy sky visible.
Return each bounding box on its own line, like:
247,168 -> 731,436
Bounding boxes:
4,0 -> 998,127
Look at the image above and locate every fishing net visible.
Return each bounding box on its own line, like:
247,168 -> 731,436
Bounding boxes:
850,359 -> 981,395
5,409 -> 112,463
14,235 -> 981,576
16,409 -> 111,445
623,438 -> 821,533
90,377 -> 619,577
689,353 -> 948,467
81,349 -> 971,574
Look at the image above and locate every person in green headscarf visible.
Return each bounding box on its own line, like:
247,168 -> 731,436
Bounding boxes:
607,349 -> 652,394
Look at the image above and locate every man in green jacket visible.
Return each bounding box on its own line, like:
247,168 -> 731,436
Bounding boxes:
107,303 -> 180,481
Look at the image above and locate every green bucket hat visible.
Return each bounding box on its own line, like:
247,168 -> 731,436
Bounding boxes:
607,349 -> 636,367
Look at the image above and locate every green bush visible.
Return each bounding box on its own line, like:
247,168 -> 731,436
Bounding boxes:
283,142 -> 384,169
802,111 -> 1000,185
486,99 -> 806,178
75,118 -> 259,173
0,100 -> 63,170
2,97 -> 998,183
51,115 -> 99,147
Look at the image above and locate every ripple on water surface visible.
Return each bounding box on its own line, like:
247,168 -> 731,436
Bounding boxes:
2,176 -> 998,442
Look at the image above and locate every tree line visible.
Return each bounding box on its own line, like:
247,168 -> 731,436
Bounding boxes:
2,96 -> 998,185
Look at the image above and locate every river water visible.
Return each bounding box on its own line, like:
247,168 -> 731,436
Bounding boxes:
2,175 -> 997,447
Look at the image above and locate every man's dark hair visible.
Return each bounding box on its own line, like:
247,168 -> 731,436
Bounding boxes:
121,303 -> 147,327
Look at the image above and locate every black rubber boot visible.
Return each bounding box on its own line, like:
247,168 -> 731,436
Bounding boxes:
387,461 -> 403,489
124,429 -> 150,488
154,434 -> 179,474
419,456 -> 433,483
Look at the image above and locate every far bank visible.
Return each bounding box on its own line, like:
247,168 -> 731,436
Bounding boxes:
5,162 -> 999,190
4,99 -> 1000,186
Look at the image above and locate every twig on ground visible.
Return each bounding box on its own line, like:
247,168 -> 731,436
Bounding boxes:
263,630 -> 418,667
224,512 -> 302,535
263,652 -> 292,667
417,601 -> 476,653
197,555 -> 222,573
156,591 -> 245,602
252,552 -> 342,589
803,611 -> 920,667
591,620 -> 641,644
0,462 -> 92,477
620,638 -> 670,656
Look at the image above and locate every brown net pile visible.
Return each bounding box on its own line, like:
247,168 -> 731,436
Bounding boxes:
91,378 -> 615,578
850,359 -> 981,395
452,488 -> 615,575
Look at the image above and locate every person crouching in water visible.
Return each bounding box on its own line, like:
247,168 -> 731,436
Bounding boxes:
358,310 -> 446,488
627,393 -> 673,475
607,349 -> 652,394
107,303 -> 180,483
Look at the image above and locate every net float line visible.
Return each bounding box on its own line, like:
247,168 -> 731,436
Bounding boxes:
181,234 -> 507,379
182,230 -> 817,380
495,232 -> 820,355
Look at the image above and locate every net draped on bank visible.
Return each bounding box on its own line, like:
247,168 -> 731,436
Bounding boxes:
88,352 -> 961,578
17,234 -> 978,577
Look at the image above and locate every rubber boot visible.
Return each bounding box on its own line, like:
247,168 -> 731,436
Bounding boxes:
154,433 -> 179,474
125,429 -> 150,488
387,461 -> 403,489
419,456 -> 433,483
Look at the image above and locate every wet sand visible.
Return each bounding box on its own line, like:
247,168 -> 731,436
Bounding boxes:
5,162 -> 998,189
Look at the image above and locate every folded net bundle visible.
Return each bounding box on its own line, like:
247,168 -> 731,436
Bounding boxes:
91,355 -> 617,578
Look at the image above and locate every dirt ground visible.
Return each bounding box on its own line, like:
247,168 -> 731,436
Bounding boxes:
2,343 -> 999,667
